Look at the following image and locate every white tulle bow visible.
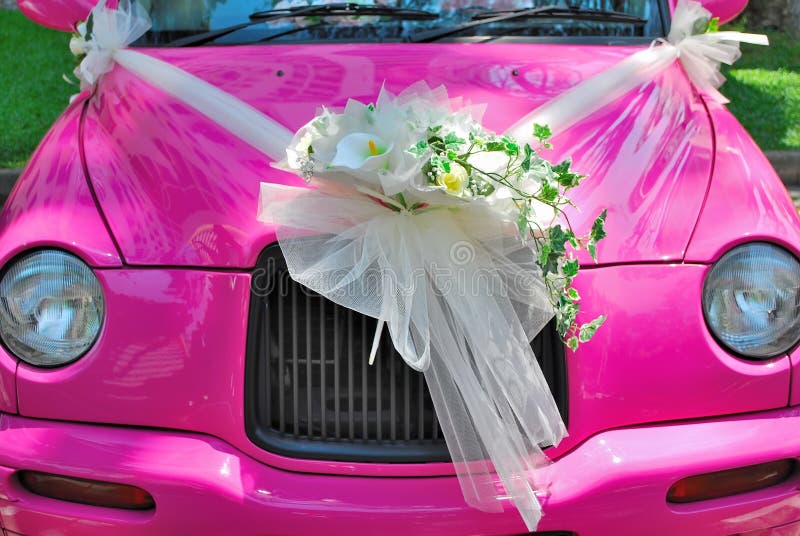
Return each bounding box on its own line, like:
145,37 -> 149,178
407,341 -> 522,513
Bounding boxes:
71,0 -> 150,91
258,181 -> 566,531
668,0 -> 769,103
507,0 -> 767,139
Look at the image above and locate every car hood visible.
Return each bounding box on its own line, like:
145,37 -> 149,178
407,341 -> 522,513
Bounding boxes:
81,43 -> 713,268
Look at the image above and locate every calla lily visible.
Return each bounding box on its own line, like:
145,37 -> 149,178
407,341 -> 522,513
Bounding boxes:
330,132 -> 393,171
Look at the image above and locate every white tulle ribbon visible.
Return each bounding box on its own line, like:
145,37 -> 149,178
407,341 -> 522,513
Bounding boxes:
71,0 -> 290,160
257,181 -> 566,530
72,0 -> 766,157
507,0 -> 767,139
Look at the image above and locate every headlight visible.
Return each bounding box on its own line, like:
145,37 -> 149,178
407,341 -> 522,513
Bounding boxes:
703,242 -> 800,359
0,250 -> 105,367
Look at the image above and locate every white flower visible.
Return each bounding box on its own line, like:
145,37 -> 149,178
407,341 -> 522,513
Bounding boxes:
283,83 -> 486,198
330,132 -> 393,172
435,163 -> 469,197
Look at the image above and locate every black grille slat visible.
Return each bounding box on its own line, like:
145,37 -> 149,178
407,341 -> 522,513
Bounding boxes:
245,244 -> 567,463
333,305 -> 340,439
319,297 -> 326,439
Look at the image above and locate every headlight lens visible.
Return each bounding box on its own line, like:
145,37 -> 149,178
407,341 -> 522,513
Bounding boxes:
0,250 -> 105,367
703,242 -> 800,359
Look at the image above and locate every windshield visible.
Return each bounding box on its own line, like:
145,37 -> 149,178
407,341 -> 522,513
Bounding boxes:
134,0 -> 667,46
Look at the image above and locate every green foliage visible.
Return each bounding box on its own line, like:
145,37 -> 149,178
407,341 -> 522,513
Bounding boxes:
587,209 -> 607,261
408,119 -> 608,348
578,315 -> 606,343
0,11 -> 74,168
723,31 -> 800,152
533,123 -> 552,148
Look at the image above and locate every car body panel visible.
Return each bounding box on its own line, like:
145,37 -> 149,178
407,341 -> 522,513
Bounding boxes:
684,101 -> 800,263
0,408 -> 798,536
14,264 -> 792,477
16,269 -> 252,445
6,3 -> 799,535
0,354 -> 16,415
792,348 -> 800,407
0,102 -> 123,416
82,44 -> 713,268
0,103 -> 121,269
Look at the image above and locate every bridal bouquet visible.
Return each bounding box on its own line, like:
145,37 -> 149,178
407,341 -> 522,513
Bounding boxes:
284,84 -> 607,350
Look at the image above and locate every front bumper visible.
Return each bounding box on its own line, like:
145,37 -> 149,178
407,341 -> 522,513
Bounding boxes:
0,409 -> 798,536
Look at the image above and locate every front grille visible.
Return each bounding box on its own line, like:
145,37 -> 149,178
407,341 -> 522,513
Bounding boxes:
245,244 -> 567,463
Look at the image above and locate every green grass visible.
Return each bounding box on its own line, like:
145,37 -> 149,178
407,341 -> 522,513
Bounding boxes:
723,32 -> 800,152
0,10 -> 74,169
0,10 -> 797,169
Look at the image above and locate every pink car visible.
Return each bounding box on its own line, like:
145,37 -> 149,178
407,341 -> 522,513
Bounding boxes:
1,0 -> 799,534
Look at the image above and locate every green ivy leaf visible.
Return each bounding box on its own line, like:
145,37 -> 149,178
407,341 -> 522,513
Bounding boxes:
539,181 -> 559,202
444,132 -> 466,150
518,202 -> 531,236
521,144 -> 533,172
501,136 -> 519,156
567,287 -> 580,301
563,258 -> 579,278
552,159 -> 571,174
552,158 -> 584,189
565,336 -> 579,351
538,242 -> 552,269
485,141 -> 506,152
533,123 -> 552,147
548,225 -> 576,254
578,315 -> 606,343
406,140 -> 428,158
557,300 -> 579,337
588,209 -> 608,261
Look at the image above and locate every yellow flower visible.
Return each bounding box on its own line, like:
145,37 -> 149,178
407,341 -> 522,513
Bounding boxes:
436,163 -> 469,196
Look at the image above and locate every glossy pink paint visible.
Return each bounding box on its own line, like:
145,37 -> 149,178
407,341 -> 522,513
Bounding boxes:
0,102 -> 121,269
0,409 -> 798,536
83,44 -> 713,268
0,102 -> 122,416
684,101 -> 800,263
791,349 -> 800,408
3,6 -> 800,535
13,264 -> 792,478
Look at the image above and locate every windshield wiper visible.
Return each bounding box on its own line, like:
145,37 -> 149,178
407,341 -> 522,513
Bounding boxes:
409,5 -> 647,43
169,3 -> 438,47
